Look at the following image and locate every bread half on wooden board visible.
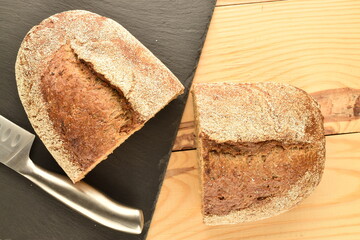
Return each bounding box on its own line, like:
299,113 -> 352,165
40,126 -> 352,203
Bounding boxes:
15,10 -> 184,183
192,82 -> 325,225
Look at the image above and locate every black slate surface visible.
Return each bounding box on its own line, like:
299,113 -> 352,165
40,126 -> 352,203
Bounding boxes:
0,1 -> 215,239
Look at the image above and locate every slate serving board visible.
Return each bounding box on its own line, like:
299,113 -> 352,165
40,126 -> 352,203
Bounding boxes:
0,1 -> 215,239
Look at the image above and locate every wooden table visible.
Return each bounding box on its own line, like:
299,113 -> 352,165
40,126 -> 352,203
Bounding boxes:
148,0 -> 360,239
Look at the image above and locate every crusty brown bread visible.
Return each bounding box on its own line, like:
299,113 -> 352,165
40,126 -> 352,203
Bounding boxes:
16,10 -> 184,183
192,82 -> 325,225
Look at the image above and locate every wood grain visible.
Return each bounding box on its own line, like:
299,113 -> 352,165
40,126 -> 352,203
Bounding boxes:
174,94 -> 195,151
217,0 -> 285,7
198,0 -> 360,86
174,0 -> 360,150
312,88 -> 360,123
149,133 -> 360,240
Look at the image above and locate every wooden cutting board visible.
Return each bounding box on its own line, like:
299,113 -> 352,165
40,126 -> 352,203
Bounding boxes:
148,0 -> 360,239
0,1 -> 215,239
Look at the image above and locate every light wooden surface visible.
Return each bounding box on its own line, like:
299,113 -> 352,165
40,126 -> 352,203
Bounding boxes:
148,133 -> 360,240
174,0 -> 360,151
149,0 -> 360,239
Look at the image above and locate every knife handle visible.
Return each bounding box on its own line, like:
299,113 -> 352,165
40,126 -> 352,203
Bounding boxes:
19,157 -> 143,234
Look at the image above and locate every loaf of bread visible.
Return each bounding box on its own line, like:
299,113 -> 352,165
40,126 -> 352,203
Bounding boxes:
16,10 -> 184,183
192,82 -> 325,225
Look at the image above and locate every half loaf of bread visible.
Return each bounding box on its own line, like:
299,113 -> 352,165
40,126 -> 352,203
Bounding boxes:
192,82 -> 325,225
16,10 -> 184,182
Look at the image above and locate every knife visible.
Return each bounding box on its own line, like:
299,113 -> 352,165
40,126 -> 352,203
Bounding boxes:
0,115 -> 143,234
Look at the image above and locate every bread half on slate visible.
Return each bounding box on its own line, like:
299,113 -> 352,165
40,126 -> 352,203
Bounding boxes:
192,82 -> 325,225
16,10 -> 184,183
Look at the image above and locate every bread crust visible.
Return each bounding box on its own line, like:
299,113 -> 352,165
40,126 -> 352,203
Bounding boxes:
16,10 -> 184,182
193,82 -> 323,144
192,82 -> 325,225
